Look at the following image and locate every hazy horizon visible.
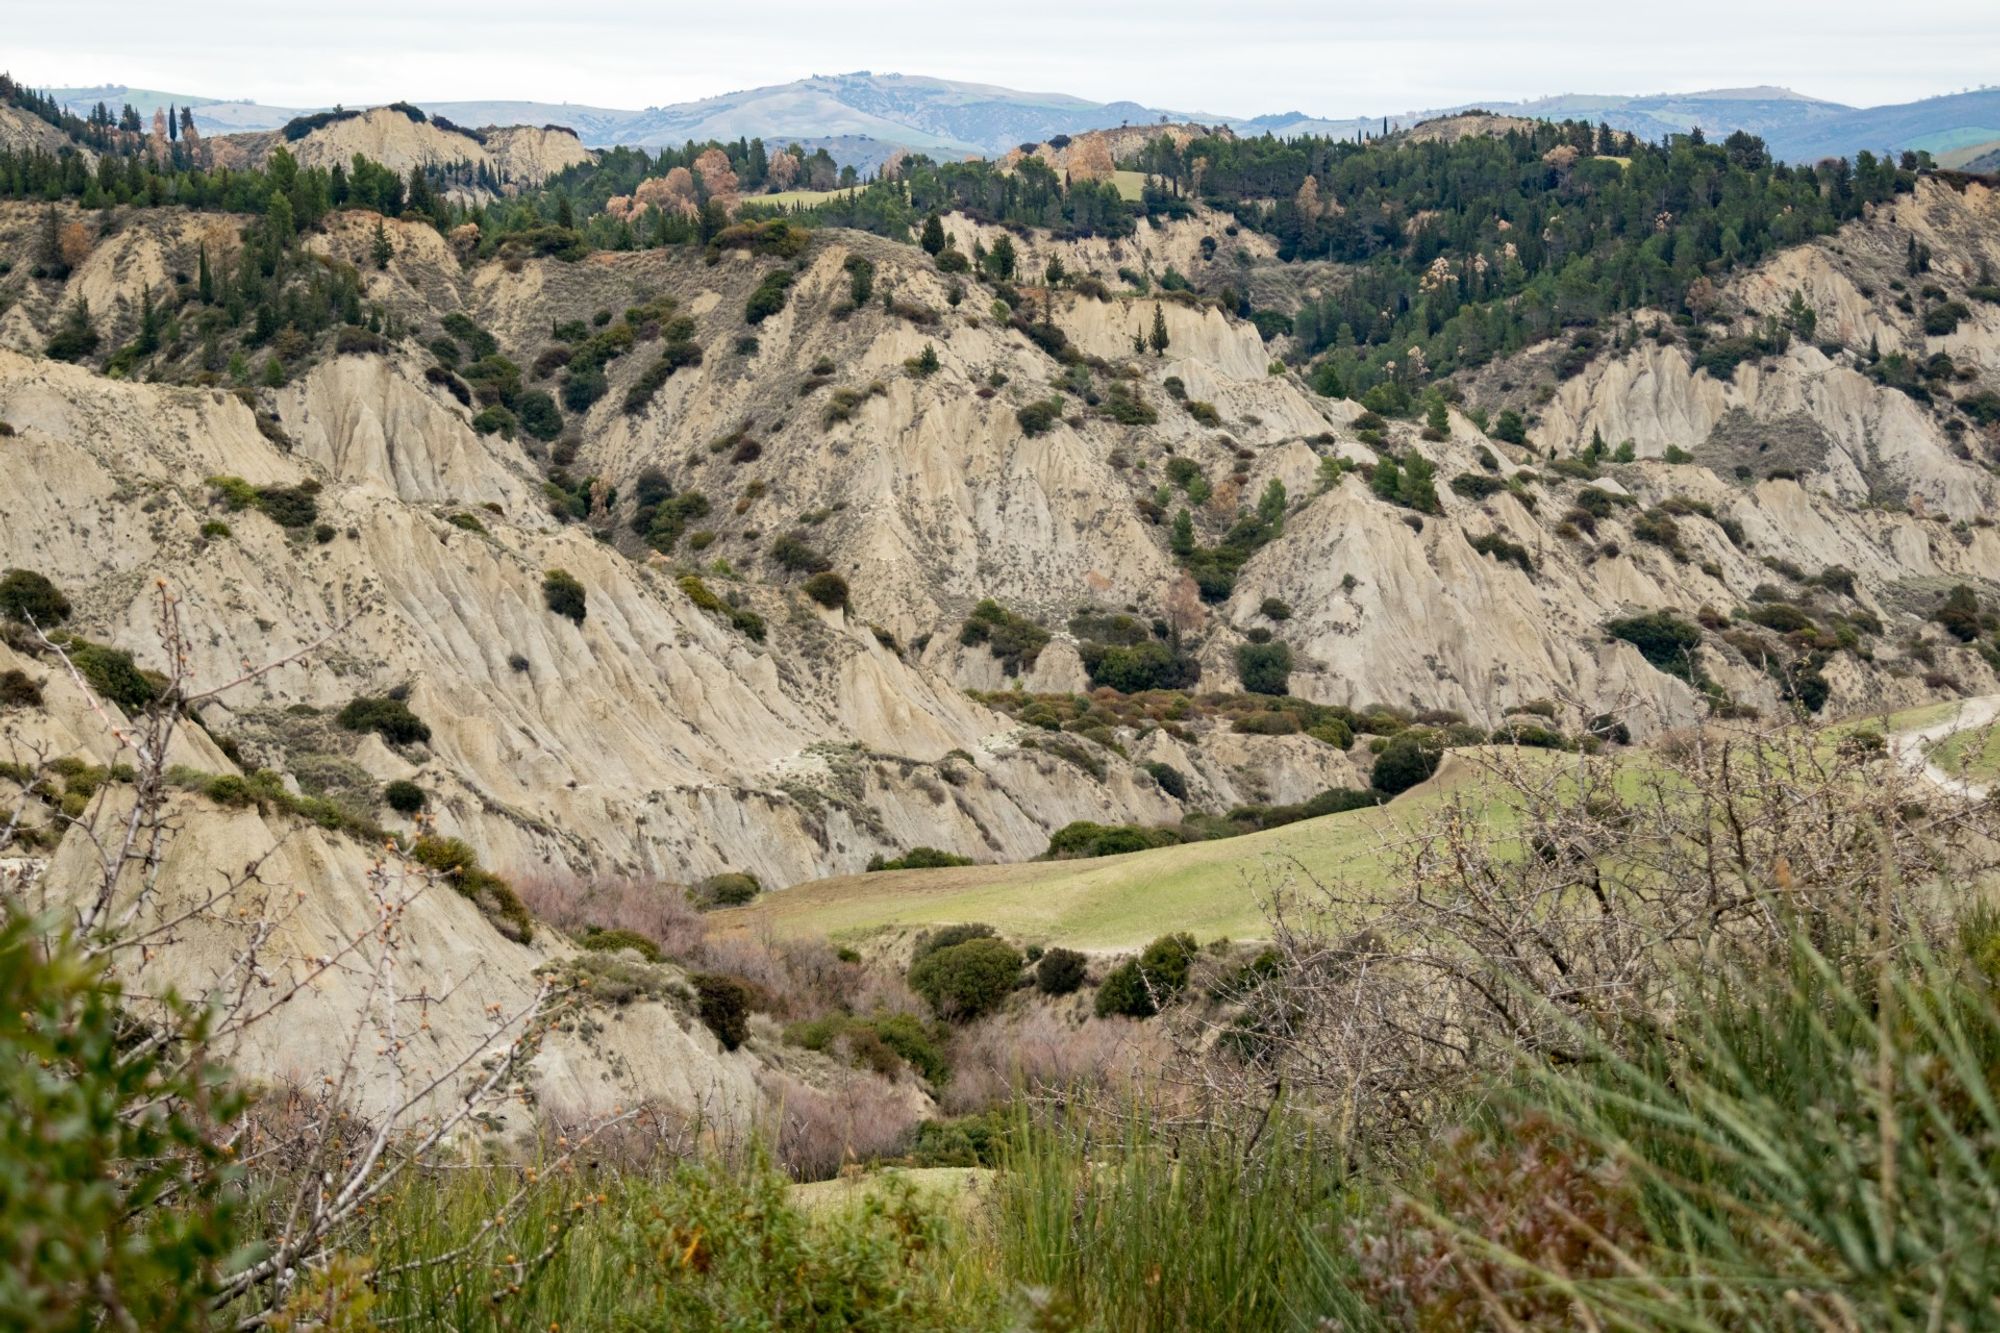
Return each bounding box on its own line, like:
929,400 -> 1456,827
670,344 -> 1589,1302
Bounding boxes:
11,0 -> 1999,121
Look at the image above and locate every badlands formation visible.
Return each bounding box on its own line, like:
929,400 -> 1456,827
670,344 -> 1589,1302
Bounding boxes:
1,152 -> 1997,1117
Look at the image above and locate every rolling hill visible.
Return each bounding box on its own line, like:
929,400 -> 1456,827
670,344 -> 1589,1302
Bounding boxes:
46,75 -> 2000,166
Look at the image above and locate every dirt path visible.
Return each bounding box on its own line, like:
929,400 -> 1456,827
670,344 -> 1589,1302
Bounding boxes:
1889,695 -> 2000,801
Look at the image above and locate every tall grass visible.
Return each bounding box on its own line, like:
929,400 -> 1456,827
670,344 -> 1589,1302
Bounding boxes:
1407,905 -> 2000,1330
995,1106 -> 1377,1331
356,1153 -> 1003,1331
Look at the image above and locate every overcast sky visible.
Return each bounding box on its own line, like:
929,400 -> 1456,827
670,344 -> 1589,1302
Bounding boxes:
10,1 -> 1997,115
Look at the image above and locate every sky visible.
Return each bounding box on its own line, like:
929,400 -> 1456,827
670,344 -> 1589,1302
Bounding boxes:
9,0 -> 1998,116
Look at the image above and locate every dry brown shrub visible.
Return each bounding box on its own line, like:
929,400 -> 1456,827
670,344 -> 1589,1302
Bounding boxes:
513,873 -> 707,961
940,1008 -> 1165,1114
754,1067 -> 919,1180
58,221 -> 93,269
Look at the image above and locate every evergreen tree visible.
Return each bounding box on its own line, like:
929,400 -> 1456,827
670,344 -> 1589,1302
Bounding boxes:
1044,255 -> 1067,288
1424,395 -> 1449,437
987,233 -> 1016,281
43,299 -> 99,363
196,243 -> 212,303
1149,303 -> 1170,357
1170,508 -> 1196,557
371,219 -> 393,270
919,211 -> 946,256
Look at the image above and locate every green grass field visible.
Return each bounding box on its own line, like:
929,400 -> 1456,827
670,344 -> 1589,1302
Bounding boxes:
1930,720 -> 2000,783
746,186 -> 860,210
718,752 -> 1533,951
1110,170 -> 1148,202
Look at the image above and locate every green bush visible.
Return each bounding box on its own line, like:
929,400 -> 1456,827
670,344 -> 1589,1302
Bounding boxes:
1370,732 -> 1441,797
1015,399 -> 1063,437
70,642 -> 158,713
0,916 -> 248,1330
744,269 -> 793,325
1035,947 -> 1088,995
770,532 -> 831,575
802,572 -> 849,610
579,927 -> 662,963
1142,760 -> 1188,800
1235,641 -> 1293,695
960,600 -> 1051,676
409,835 -> 531,941
908,937 -> 1023,1021
870,846 -> 975,871
470,405 -> 517,437
1936,585 -> 1982,642
1607,611 -> 1704,682
0,668 -> 43,708
1080,640 -> 1196,693
911,923 -> 999,963
1095,932 -> 1198,1018
515,389 -> 563,440
383,779 -> 426,814
690,973 -> 755,1049
543,568 -> 587,624
0,569 -> 71,625
335,695 -> 432,745
699,872 -> 762,908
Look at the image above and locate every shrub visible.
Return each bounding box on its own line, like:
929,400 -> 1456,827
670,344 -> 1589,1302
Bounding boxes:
515,389 -> 563,440
770,532 -> 831,575
1925,301 -> 1970,336
335,695 -> 431,745
1016,398 -> 1063,437
911,923 -> 998,963
70,643 -> 157,713
579,927 -> 663,963
1371,733 -> 1442,797
744,269 -> 793,325
1235,641 -> 1293,695
470,405 -> 517,437
1082,639 -> 1199,693
559,364 -> 607,413
907,937 -> 1023,1021
1094,932 -> 1198,1018
691,973 -> 755,1049
802,572 -> 849,610
0,917 -> 250,1330
542,568 -> 587,624
959,600 -> 1050,675
1035,946 -> 1088,995
1936,585 -> 1982,641
870,847 -> 975,871
1451,472 -> 1507,500
382,779 -> 426,815
699,872 -> 761,908
0,668 -> 43,707
1142,760 -> 1188,800
1607,611 -> 1704,682
0,569 -> 71,625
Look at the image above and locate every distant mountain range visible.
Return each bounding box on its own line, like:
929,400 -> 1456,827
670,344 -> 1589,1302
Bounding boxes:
47,73 -> 2000,167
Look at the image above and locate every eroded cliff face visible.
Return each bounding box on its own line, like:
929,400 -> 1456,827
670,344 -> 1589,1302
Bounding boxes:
3,173 -> 1997,1125
208,108 -> 594,196
2,180 -> 1996,896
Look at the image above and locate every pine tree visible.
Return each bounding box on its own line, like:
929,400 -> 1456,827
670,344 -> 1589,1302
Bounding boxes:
1149,303 -> 1170,357
1425,395 -> 1450,437
1044,255 -> 1066,288
919,211 -> 946,256
196,243 -> 212,303
371,219 -> 393,270
1170,508 -> 1196,557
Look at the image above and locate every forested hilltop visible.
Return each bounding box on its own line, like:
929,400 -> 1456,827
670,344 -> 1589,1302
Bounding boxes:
5,66 -> 1972,411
